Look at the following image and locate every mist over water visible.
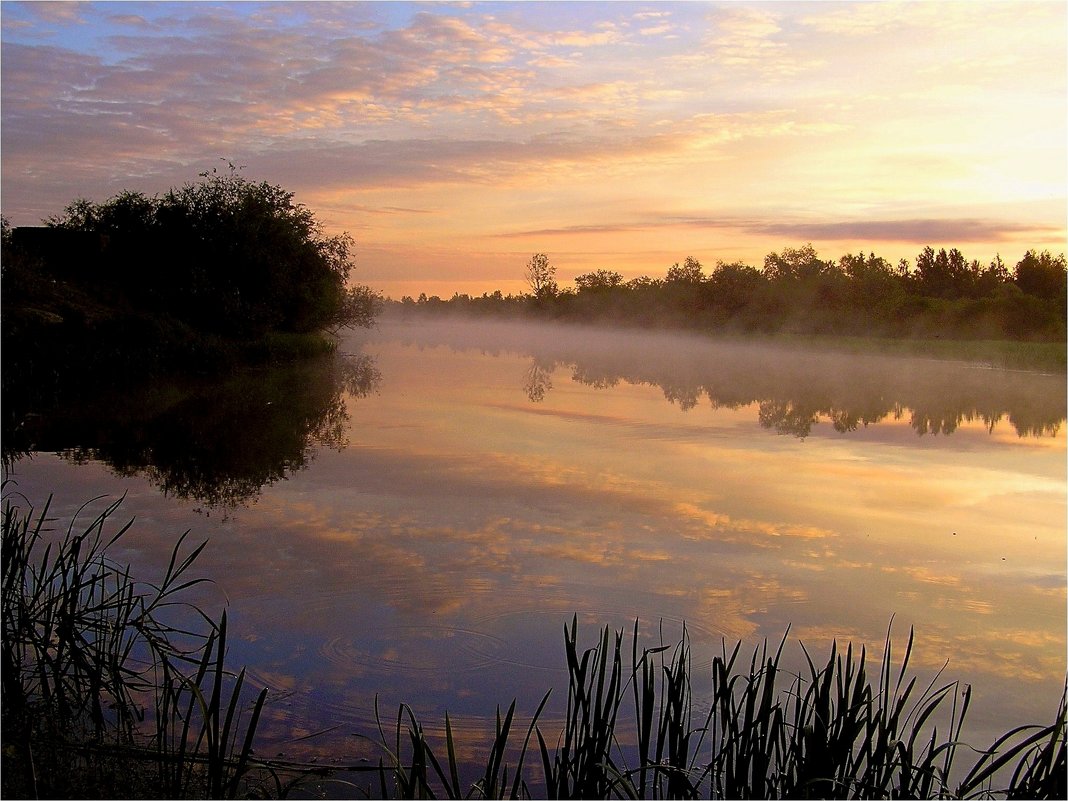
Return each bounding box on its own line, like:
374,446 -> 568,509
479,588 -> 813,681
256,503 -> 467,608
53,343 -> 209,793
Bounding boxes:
371,315 -> 1064,438
5,316 -> 1065,782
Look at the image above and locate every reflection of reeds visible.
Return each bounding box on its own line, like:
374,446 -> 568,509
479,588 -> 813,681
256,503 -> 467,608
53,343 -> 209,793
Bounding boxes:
3,490 -> 1064,798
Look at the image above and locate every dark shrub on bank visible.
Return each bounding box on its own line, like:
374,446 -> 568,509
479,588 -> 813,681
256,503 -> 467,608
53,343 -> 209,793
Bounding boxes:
1,166 -> 379,374
1,170 -> 381,445
29,166 -> 377,337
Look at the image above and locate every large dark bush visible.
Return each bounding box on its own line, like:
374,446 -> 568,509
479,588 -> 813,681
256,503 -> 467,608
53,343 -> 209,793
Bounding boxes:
41,166 -> 377,337
1,171 -> 380,442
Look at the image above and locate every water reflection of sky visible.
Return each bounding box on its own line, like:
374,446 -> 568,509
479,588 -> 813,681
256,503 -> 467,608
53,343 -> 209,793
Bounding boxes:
5,318 -> 1065,776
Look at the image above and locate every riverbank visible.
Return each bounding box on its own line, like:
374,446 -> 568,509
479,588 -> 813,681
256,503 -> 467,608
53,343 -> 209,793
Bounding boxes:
731,332 -> 1067,372
385,304 -> 1067,373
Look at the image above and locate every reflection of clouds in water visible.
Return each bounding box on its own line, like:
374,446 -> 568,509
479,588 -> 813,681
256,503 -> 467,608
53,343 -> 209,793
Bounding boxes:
961,599 -> 994,615
319,625 -> 511,677
164,427 -> 1060,696
1031,581 -> 1068,598
774,620 -> 1063,712
693,577 -> 810,644
904,627 -> 1065,684
314,444 -> 829,555
901,565 -> 964,587
673,501 -> 835,542
174,460 -> 823,678
8,320 -> 1064,766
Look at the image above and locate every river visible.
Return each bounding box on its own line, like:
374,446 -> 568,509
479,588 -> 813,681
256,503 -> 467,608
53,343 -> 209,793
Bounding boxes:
4,316 -> 1065,793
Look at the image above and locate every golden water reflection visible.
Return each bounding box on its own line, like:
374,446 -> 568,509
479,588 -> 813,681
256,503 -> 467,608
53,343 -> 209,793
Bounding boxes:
4,318 -> 1064,773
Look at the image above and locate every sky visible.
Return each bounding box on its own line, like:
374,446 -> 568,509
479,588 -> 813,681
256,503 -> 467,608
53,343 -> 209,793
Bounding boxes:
2,1 -> 1066,299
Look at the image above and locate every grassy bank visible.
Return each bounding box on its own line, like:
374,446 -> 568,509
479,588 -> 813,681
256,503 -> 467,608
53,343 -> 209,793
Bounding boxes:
387,304 -> 1067,374
1,291 -> 340,381
2,492 -> 1064,798
741,333 -> 1067,373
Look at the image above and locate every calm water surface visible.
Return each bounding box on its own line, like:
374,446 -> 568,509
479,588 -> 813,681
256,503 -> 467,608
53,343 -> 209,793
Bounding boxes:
5,317 -> 1066,780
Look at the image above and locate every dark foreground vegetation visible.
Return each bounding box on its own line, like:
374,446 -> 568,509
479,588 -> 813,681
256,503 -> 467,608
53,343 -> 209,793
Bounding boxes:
3,491 -> 1064,799
394,246 -> 1067,354
1,166 -> 381,393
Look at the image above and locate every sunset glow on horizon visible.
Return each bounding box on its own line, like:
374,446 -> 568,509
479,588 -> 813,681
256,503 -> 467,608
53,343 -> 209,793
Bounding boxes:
2,1 -> 1065,299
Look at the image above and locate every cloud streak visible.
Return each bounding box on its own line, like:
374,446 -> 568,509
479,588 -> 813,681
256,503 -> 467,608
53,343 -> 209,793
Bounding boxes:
752,218 -> 1063,245
496,215 -> 1057,248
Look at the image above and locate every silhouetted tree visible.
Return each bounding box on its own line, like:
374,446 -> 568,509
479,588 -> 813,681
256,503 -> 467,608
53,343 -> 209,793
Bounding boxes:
665,256 -> 704,285
1014,249 -> 1067,300
973,254 -> 1009,297
575,269 -> 624,292
763,244 -> 834,281
390,240 -> 1065,342
912,246 -> 974,299
839,252 -> 895,285
525,252 -> 558,300
708,261 -> 765,310
327,284 -> 382,333
838,251 -> 904,329
760,244 -> 848,333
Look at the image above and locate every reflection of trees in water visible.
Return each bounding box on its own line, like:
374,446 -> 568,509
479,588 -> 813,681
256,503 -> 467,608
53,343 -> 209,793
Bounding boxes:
338,353 -> 381,400
661,380 -> 702,412
758,400 -> 820,438
569,364 -> 619,391
8,353 -> 380,509
524,358 -> 554,403
522,345 -> 1064,439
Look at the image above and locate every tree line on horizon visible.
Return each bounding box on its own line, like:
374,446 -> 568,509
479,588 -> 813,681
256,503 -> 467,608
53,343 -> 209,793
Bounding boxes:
394,244 -> 1067,341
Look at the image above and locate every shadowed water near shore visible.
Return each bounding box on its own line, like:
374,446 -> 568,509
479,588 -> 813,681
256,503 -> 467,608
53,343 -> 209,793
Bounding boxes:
3,351 -> 380,508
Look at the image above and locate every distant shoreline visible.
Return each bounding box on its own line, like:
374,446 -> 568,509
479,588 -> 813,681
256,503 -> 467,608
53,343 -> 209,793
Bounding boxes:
382,306 -> 1067,374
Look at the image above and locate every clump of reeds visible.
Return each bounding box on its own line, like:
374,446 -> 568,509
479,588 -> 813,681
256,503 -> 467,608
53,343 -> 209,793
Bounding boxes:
367,618 -> 1066,799
1,487 -> 266,799
703,625 -> 1061,799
